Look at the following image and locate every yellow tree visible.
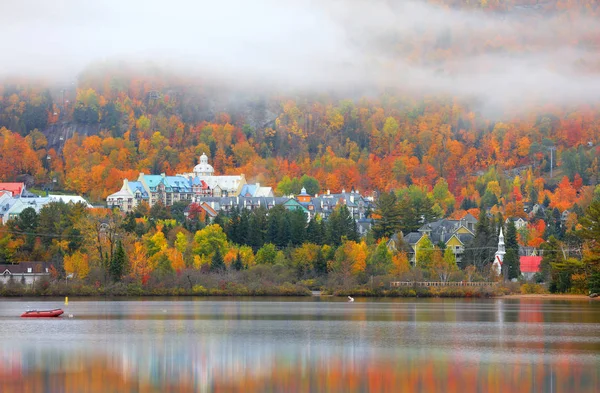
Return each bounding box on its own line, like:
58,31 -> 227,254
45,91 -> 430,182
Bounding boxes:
64,251 -> 90,279
128,241 -> 152,279
391,252 -> 411,277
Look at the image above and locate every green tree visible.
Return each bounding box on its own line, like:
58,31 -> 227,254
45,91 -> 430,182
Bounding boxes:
289,209 -> 307,246
306,218 -> 324,245
462,211 -> 496,270
256,243 -> 278,265
366,241 -> 393,276
372,191 -> 402,239
9,207 -> 39,252
109,240 -> 127,282
314,248 -> 328,275
579,200 -> 600,293
300,175 -> 320,195
416,235 -> 435,269
505,220 -> 520,280
326,205 -> 357,246
210,248 -> 226,272
232,252 -> 244,271
193,224 -> 228,258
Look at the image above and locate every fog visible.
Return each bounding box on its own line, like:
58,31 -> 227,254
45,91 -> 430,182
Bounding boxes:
2,0 -> 600,111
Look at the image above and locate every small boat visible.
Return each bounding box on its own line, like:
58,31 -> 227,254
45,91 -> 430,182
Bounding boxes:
21,309 -> 64,318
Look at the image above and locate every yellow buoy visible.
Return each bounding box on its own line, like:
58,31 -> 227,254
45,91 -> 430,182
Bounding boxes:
65,296 -> 68,305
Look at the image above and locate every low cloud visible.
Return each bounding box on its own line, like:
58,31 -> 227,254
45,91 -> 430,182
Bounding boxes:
2,0 -> 599,113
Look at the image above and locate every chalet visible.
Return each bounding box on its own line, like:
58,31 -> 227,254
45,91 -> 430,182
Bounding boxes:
394,214 -> 477,265
0,262 -> 51,285
506,217 -> 527,230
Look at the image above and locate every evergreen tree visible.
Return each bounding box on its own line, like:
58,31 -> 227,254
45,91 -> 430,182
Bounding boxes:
579,200 -> 600,292
326,205 -> 356,246
109,240 -> 127,282
227,208 -> 241,244
156,253 -> 174,277
314,248 -> 327,275
149,201 -> 171,220
462,211 -> 496,270
306,218 -> 322,245
289,209 -> 307,246
9,207 -> 38,252
372,191 -> 402,239
210,248 -> 226,272
50,249 -> 66,279
232,252 -> 244,271
238,209 -> 251,245
247,207 -> 267,251
539,236 -> 561,282
505,220 -> 520,280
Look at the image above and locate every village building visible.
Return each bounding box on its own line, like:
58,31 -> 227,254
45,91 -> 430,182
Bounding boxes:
0,262 -> 51,285
106,179 -> 149,212
392,214 -> 478,265
0,182 -> 25,197
239,183 -> 274,198
505,217 -> 527,230
178,153 -> 246,199
520,256 -> 542,280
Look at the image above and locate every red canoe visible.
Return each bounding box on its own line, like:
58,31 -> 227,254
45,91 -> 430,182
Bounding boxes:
21,309 -> 64,318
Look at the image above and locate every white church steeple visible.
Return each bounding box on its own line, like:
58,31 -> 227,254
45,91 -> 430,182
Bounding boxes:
492,227 -> 505,276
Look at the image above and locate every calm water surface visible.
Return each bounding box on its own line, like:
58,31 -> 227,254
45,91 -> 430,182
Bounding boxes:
0,297 -> 598,392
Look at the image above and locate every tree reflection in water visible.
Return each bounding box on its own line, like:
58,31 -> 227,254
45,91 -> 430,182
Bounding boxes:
0,348 -> 597,393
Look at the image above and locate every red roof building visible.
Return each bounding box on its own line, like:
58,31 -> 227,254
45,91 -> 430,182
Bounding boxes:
520,256 -> 542,279
0,183 -> 24,197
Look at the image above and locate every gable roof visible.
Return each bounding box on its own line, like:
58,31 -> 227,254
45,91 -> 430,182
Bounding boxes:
0,183 -> 24,197
0,262 -> 51,274
520,256 -> 542,274
48,194 -> 93,208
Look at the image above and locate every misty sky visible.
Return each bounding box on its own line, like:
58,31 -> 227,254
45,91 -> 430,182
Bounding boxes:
2,0 -> 600,111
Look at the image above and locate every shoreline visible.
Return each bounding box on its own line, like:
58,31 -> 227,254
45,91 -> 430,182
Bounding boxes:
499,294 -> 598,301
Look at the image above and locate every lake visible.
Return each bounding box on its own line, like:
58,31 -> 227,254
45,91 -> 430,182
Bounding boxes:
0,297 -> 598,392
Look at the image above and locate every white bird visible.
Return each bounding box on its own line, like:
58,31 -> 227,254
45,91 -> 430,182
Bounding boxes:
348,296 -> 354,302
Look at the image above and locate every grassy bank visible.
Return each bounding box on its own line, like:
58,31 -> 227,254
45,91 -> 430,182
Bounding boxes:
0,281 -> 312,297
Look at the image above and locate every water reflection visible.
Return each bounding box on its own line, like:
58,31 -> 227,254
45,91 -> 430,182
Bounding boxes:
0,298 -> 598,393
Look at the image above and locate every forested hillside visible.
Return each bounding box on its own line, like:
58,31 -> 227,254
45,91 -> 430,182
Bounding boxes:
1,0 -> 599,295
